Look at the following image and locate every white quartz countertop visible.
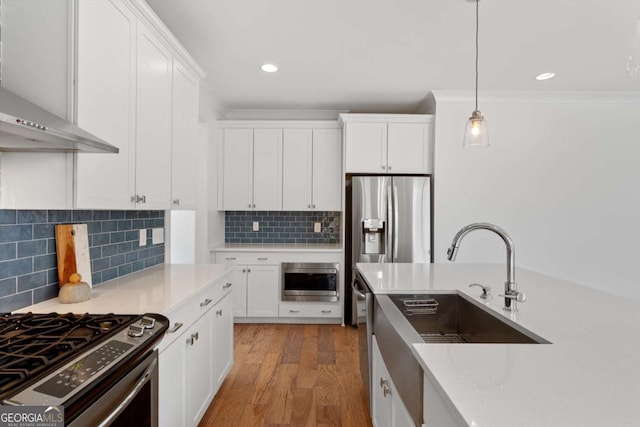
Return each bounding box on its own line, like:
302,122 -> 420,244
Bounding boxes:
16,264 -> 234,315
210,242 -> 343,253
357,262 -> 640,427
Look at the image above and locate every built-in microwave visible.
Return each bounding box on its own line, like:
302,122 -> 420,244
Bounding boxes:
282,262 -> 339,302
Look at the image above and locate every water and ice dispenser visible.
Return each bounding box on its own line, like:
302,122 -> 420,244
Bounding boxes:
362,219 -> 385,255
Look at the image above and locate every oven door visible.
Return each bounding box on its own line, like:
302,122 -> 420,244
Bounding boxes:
282,262 -> 339,302
68,349 -> 159,427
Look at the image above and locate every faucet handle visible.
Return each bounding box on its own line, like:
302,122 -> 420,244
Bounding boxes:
469,283 -> 492,299
499,291 -> 526,303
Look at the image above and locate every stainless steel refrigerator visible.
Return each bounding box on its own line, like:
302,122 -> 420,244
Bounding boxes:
345,175 -> 431,324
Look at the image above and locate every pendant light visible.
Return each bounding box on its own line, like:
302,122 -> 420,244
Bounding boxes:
463,0 -> 489,148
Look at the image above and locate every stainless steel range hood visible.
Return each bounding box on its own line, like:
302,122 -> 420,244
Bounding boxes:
0,87 -> 119,153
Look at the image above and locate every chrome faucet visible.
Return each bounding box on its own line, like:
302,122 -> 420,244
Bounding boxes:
446,223 -> 525,311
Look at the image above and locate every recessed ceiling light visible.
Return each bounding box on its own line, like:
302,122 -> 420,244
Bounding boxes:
535,72 -> 555,81
260,63 -> 278,73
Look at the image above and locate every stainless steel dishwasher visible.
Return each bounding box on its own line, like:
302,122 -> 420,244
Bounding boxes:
352,270 -> 373,408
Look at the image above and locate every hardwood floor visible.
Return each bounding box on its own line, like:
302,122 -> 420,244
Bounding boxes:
198,323 -> 372,427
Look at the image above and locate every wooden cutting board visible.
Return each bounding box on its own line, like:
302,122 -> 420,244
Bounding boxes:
55,224 -> 92,288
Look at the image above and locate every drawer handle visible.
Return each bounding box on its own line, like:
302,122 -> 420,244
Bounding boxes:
383,384 -> 391,397
167,322 -> 183,333
216,309 -> 223,316
225,257 -> 236,260
380,378 -> 388,388
289,310 -> 300,313
200,298 -> 213,307
257,257 -> 268,260
321,310 -> 332,314
223,282 -> 232,289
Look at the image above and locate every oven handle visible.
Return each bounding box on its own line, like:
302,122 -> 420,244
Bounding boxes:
96,358 -> 158,427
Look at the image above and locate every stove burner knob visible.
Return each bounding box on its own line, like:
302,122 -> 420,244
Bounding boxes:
140,316 -> 156,329
128,325 -> 144,338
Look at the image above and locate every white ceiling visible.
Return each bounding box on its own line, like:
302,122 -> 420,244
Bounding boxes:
146,0 -> 640,114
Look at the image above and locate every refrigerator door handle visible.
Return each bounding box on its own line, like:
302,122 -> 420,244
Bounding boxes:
393,185 -> 399,261
387,186 -> 394,262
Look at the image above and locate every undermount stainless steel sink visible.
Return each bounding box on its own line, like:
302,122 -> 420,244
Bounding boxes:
388,293 -> 549,344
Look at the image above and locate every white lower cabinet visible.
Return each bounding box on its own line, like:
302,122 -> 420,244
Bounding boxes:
159,276 -> 234,427
246,265 -> 279,317
372,336 -> 414,427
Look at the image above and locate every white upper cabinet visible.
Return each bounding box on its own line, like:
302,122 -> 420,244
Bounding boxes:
341,114 -> 434,174
171,60 -> 200,210
134,23 -> 173,210
219,127 -> 283,211
311,128 -> 342,211
283,128 -> 342,211
1,0 -> 204,210
75,0 -> 136,209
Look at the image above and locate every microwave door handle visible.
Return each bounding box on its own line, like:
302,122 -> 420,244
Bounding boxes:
393,185 -> 399,262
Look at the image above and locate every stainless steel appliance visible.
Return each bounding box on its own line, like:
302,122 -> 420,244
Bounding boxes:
282,262 -> 339,302
351,271 -> 373,408
0,86 -> 118,153
0,312 -> 168,426
345,175 -> 431,324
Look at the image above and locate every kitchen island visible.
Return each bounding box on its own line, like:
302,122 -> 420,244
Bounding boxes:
357,262 -> 640,427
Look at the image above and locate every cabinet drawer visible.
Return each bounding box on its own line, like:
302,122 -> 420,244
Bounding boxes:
160,275 -> 233,349
279,302 -> 342,318
215,252 -> 279,265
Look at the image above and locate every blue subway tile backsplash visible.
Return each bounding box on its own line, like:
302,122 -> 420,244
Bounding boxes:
225,211 -> 341,244
0,210 -> 165,313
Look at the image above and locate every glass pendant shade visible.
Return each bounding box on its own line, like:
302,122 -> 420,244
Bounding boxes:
463,110 -> 489,148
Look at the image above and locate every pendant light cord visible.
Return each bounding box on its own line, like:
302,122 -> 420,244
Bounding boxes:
475,0 -> 479,112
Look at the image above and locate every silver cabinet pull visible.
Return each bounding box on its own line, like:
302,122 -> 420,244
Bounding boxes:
200,298 -> 213,307
167,322 -> 183,333
383,385 -> 391,397
380,378 -> 388,388
321,310 -> 331,314
308,204 -> 311,208
248,203 -> 252,208
225,257 -> 236,260
253,204 -> 256,208
388,166 -> 392,170
187,332 -> 198,345
289,309 -> 300,313
257,257 -> 268,260
242,268 -> 247,273
223,282 -> 232,289
381,165 -> 385,170
135,195 -> 146,203
247,268 -> 251,273
173,199 -> 180,206
216,309 -> 223,316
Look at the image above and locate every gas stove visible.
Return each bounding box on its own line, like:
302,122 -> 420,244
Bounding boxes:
0,312 -> 168,426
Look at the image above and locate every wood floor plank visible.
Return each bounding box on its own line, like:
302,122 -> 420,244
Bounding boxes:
296,336 -> 318,389
264,363 -> 298,424
199,323 -> 372,427
251,351 -> 281,405
290,388 -> 316,427
281,324 -> 304,364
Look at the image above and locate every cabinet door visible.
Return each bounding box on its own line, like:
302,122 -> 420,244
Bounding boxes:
253,129 -> 283,210
185,310 -> 214,426
159,338 -> 186,427
213,293 -> 234,391
75,0 -> 136,209
222,129 -> 253,210
345,122 -> 387,173
283,129 -> 312,210
171,60 -> 199,210
229,266 -> 248,317
312,128 -> 342,211
387,123 -> 431,174
135,23 -> 173,209
246,265 -> 279,317
372,337 -> 392,427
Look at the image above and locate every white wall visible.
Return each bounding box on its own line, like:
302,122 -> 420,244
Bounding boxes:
432,91 -> 640,299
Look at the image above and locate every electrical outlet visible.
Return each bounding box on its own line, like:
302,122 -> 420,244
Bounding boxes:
139,229 -> 147,246
253,221 -> 260,232
152,228 -> 164,244
314,222 -> 322,233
